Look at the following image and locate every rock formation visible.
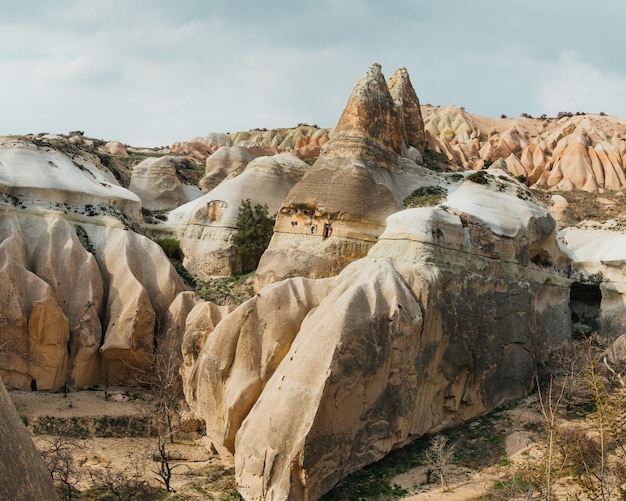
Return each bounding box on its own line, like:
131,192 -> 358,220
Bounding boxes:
254,64 -> 428,290
128,155 -> 202,209
184,167 -> 573,500
423,109 -> 626,192
388,67 -> 426,153
199,146 -> 263,193
166,153 -> 308,279
0,136 -> 141,218
0,137 -> 184,390
0,377 -> 59,500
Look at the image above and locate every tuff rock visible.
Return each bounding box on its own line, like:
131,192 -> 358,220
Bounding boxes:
254,64 -> 426,290
184,166 -> 573,499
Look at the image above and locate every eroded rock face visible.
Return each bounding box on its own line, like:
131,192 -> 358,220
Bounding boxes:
255,64 -> 426,289
129,156 -> 202,210
185,169 -> 573,500
0,378 -> 59,500
0,136 -> 141,218
167,153 -> 308,279
422,110 -> 626,192
0,137 -> 185,389
199,146 -> 260,193
388,67 -> 426,152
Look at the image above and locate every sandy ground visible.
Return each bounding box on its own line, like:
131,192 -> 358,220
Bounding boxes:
393,399 -> 546,501
10,388 -> 586,500
9,387 -> 236,498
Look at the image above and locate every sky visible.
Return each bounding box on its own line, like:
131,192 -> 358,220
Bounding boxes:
2,0 -> 626,146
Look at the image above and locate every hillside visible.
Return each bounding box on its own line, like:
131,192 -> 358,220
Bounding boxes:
3,63 -> 626,499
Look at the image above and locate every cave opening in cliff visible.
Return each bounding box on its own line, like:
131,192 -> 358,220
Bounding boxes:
570,282 -> 602,340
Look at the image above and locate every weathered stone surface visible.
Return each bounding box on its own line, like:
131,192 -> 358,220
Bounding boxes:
0,212 -> 70,391
199,146 -> 259,192
0,378 -> 59,500
388,67 -> 426,152
185,169 -> 572,499
167,153 -> 308,279
0,137 -> 186,389
422,111 -> 626,193
85,224 -> 184,380
0,136 -> 141,218
129,156 -> 202,209
255,64 -> 420,289
100,140 -> 129,157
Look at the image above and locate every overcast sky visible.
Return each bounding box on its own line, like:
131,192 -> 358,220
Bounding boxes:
2,0 -> 626,146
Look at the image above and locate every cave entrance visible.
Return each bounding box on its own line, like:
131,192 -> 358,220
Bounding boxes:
570,282 -> 602,340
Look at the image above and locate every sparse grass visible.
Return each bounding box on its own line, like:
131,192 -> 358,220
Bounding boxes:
33,416 -> 91,439
554,189 -> 626,223
323,406 -> 511,500
321,435 -> 426,499
422,150 -> 458,172
444,413 -> 508,470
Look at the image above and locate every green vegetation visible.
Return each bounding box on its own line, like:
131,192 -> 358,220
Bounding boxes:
422,150 -> 457,172
232,199 -> 275,272
467,170 -> 491,185
323,404 -> 511,500
403,186 -> 447,208
197,271 -> 255,306
157,238 -> 196,287
322,436 -> 426,500
33,416 -> 90,439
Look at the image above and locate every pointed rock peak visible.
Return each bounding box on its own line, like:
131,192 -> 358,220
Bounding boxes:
329,63 -> 404,165
388,67 -> 426,152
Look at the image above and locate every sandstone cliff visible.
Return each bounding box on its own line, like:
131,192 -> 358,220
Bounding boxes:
0,138 -> 184,390
166,153 -> 308,279
255,64 -> 428,290
184,167 -> 573,499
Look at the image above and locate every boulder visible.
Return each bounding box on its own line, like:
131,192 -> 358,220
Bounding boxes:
0,378 -> 59,500
100,140 -> 129,157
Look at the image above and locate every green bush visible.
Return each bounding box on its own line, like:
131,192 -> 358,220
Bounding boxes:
157,238 -> 183,262
157,238 -> 196,287
33,416 -> 90,438
404,186 -> 447,208
232,199 -> 275,272
467,170 -> 490,185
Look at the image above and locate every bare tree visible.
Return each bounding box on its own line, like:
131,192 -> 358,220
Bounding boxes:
39,434 -> 82,500
89,460 -> 158,501
423,434 -> 456,492
152,435 -> 185,492
535,374 -> 567,500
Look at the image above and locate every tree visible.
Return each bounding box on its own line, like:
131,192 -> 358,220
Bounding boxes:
39,434 -> 81,500
152,435 -> 184,492
424,434 -> 456,492
232,199 -> 275,272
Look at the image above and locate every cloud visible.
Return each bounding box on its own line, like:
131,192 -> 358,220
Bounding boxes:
534,52 -> 626,116
2,1 -> 626,145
